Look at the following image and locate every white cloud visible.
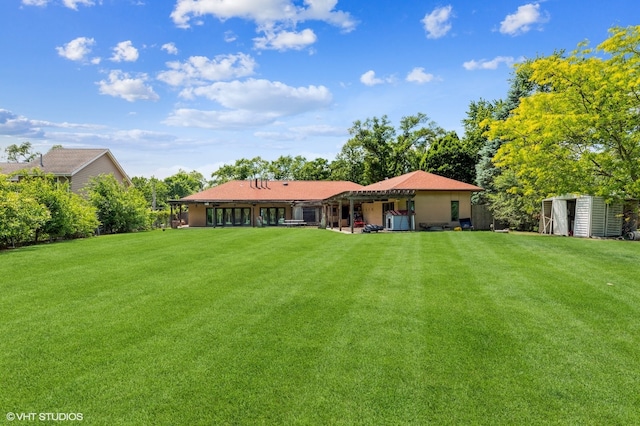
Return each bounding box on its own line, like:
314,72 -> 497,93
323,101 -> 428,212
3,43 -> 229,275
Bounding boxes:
184,79 -> 332,114
254,28 -> 317,51
406,67 -> 435,84
97,70 -> 159,102
164,79 -> 333,129
360,70 -> 382,86
463,56 -> 515,70
224,31 -> 237,43
111,129 -> 177,144
289,124 -> 346,137
110,41 -> 139,62
0,109 -> 45,137
170,0 -> 355,52
21,0 -> 49,6
0,109 -> 106,139
500,3 -> 549,36
161,42 -> 178,55
63,0 -> 95,10
164,108 -> 279,129
157,53 -> 257,87
422,5 -> 453,39
56,37 -> 96,62
360,70 -> 395,86
255,124 -> 345,141
22,0 -> 95,8
171,0 -> 356,31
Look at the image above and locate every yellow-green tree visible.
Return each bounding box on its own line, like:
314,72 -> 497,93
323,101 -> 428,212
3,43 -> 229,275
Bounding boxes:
489,26 -> 640,205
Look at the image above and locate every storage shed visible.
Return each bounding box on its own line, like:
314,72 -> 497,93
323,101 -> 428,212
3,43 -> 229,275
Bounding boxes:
541,195 -> 623,237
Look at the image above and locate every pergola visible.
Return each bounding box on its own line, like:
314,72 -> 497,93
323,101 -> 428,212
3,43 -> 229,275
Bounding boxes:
323,189 -> 416,233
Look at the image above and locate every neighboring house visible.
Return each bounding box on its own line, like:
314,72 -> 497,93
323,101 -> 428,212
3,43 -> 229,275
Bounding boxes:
175,179 -> 364,227
0,148 -> 131,193
541,195 -> 630,238
174,170 -> 483,232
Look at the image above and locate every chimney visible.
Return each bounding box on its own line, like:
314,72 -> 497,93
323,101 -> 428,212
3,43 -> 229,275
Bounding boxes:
39,153 -> 44,167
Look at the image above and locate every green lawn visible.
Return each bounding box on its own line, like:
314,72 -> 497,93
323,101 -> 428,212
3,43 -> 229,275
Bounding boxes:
1,228 -> 639,425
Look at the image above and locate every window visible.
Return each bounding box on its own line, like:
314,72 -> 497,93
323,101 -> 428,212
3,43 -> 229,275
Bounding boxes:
451,201 -> 459,222
213,208 -> 252,227
206,208 -> 215,226
302,207 -> 317,223
259,207 -> 285,226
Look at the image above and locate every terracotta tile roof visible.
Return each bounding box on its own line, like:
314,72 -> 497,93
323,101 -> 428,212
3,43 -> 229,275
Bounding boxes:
182,180 -> 364,202
361,170 -> 483,192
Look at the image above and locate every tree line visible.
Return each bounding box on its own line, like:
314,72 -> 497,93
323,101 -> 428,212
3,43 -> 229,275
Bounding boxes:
3,25 -> 638,240
206,26 -> 640,231
208,113 -> 478,187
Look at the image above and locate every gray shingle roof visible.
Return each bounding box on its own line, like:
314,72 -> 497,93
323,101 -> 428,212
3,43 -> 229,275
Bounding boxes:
0,148 -> 123,176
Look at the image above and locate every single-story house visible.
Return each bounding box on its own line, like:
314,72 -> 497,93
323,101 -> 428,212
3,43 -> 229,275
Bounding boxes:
541,195 -> 629,238
175,179 -> 364,227
173,170 -> 483,232
0,148 -> 131,193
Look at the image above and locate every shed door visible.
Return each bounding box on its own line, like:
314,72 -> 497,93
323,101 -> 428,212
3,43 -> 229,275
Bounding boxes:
605,203 -> 624,237
573,197 -> 591,237
552,199 -> 568,236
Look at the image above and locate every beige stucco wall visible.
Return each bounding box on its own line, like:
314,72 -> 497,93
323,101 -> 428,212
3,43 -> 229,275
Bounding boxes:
188,203 -> 207,227
361,202 -> 383,226
413,191 -> 472,227
360,191 -> 473,228
72,154 -> 128,194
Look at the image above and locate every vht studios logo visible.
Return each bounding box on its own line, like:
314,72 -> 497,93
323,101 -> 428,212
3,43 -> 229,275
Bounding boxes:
6,412 -> 83,421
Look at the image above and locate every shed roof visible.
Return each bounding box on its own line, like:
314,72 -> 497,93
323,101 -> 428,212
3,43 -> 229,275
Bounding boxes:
180,179 -> 364,203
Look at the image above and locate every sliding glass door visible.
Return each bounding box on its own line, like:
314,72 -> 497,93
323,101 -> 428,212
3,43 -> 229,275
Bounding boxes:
206,208 -> 252,227
259,207 -> 285,226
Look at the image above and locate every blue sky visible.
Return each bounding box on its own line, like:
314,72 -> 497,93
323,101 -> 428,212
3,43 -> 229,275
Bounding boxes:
1,1 -> 639,179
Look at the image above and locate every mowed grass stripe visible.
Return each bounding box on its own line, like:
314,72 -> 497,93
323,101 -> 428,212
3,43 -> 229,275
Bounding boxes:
1,229 -> 639,424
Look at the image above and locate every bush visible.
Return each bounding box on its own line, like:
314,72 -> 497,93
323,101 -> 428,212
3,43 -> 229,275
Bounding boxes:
86,174 -> 151,234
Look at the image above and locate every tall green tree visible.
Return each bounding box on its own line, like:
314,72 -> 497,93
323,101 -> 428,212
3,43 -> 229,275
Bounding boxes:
421,132 -> 476,184
489,26 -> 640,204
164,169 -> 206,199
4,141 -> 38,163
462,99 -> 502,203
344,113 -> 445,185
210,157 -> 269,186
296,157 -> 331,180
349,115 -> 395,184
132,176 -> 169,210
391,113 -> 446,177
476,61 -> 537,228
269,155 -> 306,180
330,139 -> 366,183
